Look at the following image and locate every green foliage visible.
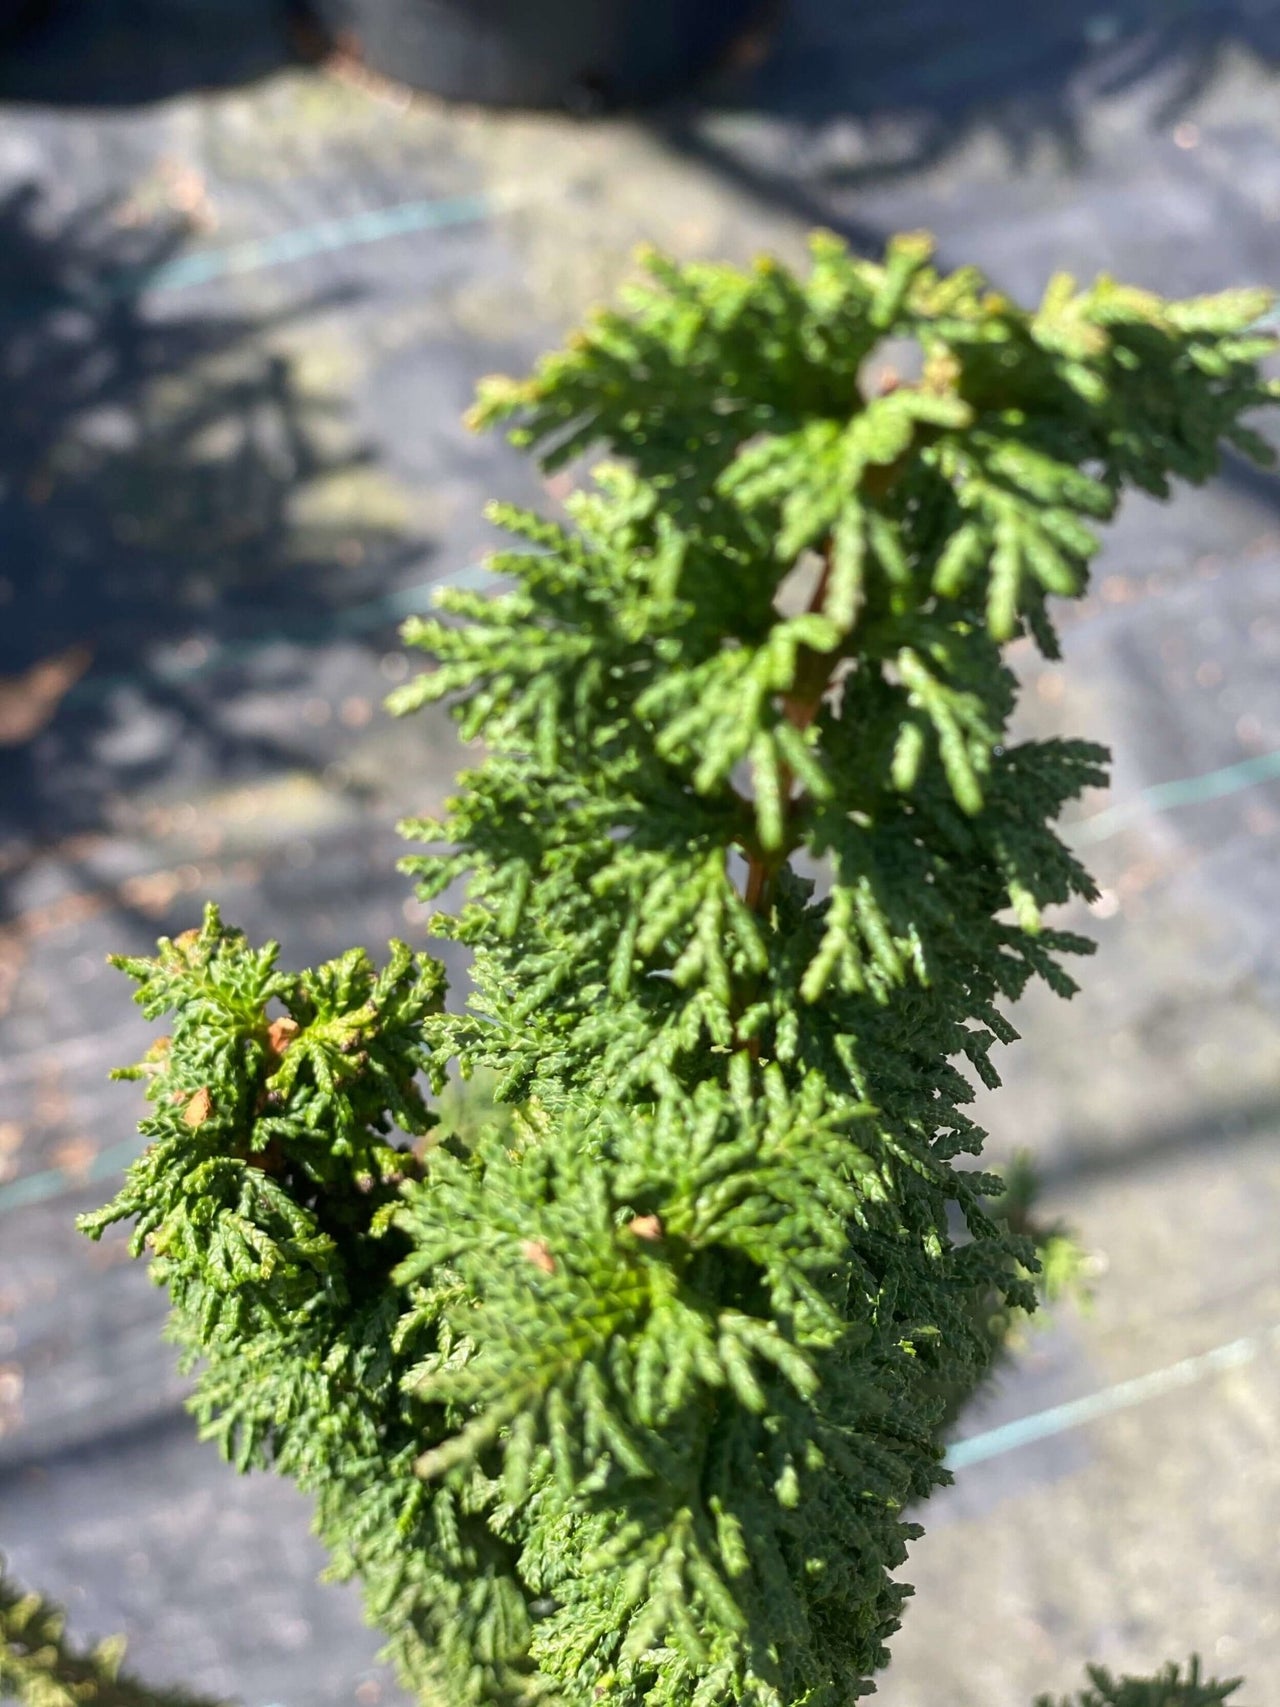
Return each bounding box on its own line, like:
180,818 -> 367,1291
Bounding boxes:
80,233 -> 1278,1707
1036,1658 -> 1245,1707
0,1560 -> 223,1707
83,907 -> 442,1340
78,913 -> 503,1707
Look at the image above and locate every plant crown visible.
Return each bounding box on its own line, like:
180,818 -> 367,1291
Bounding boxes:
79,232 -> 1278,1707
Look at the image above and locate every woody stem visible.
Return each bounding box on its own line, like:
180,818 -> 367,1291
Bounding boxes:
741,546 -> 836,919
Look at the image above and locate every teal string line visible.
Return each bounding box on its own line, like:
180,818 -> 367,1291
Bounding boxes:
1069,746 -> 1280,846
944,1325 -> 1280,1471
0,1137 -> 144,1213
97,191 -> 499,302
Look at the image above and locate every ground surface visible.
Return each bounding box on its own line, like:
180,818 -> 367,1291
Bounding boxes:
0,3 -> 1278,1704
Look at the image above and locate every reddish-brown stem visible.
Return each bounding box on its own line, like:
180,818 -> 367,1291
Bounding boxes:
743,854 -> 770,914
734,548 -> 842,1060
730,418 -> 936,1064
740,546 -> 837,920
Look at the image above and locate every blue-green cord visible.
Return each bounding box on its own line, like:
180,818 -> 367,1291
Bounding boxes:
118,193 -> 496,296
944,1322 -> 1280,1470
1068,745 -> 1280,845
0,1136 -> 143,1213
70,191 -> 499,308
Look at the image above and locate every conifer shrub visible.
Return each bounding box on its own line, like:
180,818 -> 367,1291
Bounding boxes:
18,233 -> 1276,1707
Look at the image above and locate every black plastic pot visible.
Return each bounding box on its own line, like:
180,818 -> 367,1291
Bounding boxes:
0,0 -> 60,50
300,0 -> 768,109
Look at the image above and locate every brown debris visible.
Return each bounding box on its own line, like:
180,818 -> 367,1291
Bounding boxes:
183,1087 -> 214,1128
520,1239 -> 556,1275
267,1015 -> 301,1057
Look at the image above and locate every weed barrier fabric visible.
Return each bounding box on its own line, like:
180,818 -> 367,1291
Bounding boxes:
2,2 -> 1280,1701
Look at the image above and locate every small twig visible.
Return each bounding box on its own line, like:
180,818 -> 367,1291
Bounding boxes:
735,545 -> 840,1060
740,544 -> 836,920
